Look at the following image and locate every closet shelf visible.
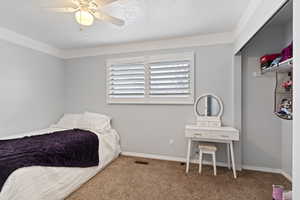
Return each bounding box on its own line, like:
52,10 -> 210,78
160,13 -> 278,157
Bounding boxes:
261,58 -> 293,74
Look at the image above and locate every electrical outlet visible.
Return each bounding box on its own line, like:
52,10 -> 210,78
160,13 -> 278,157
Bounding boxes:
169,139 -> 174,145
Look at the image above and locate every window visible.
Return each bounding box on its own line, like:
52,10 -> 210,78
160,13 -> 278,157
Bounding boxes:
107,52 -> 194,104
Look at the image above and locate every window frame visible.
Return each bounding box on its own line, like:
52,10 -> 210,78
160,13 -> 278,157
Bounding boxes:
106,52 -> 195,105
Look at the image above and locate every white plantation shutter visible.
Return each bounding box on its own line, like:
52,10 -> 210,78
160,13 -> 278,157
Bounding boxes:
149,60 -> 191,97
107,53 -> 194,104
108,63 -> 146,100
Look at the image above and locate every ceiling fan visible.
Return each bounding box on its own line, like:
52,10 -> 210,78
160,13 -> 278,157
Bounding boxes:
48,0 -> 125,27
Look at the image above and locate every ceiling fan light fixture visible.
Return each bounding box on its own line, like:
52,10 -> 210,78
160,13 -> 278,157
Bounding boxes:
75,10 -> 94,26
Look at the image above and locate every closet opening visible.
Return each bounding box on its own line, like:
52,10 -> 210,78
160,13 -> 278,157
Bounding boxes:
240,0 -> 293,187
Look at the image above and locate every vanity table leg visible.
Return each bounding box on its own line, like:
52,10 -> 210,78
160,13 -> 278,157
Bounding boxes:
227,144 -> 231,169
229,141 -> 237,178
186,138 -> 192,173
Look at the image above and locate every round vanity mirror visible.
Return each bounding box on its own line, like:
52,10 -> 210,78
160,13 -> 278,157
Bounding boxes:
194,93 -> 223,127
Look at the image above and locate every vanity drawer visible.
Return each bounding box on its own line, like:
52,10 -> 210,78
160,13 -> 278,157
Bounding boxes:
197,121 -> 221,127
185,128 -> 239,141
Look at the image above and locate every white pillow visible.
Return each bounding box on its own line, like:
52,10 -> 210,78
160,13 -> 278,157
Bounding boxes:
78,112 -> 111,132
54,114 -> 82,129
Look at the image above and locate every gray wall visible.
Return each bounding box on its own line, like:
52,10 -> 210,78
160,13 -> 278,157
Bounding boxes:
282,120 -> 293,176
64,44 -> 237,163
0,26 -> 291,173
0,39 -> 65,137
281,20 -> 293,177
241,24 -> 292,170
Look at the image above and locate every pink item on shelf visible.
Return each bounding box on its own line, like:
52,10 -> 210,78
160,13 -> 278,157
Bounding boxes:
272,185 -> 284,200
280,43 -> 293,62
281,80 -> 293,90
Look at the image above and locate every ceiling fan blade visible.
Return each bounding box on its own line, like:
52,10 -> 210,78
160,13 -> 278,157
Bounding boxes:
94,0 -> 118,7
93,11 -> 125,26
47,7 -> 78,13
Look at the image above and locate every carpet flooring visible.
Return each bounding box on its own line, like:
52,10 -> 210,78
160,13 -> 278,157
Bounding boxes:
67,156 -> 291,200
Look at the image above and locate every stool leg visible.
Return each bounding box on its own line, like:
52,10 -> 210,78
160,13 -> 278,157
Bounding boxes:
199,150 -> 202,174
212,152 -> 217,176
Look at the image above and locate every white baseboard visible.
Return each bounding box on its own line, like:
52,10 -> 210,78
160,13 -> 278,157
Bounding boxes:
122,151 -> 185,162
122,151 -> 230,168
242,165 -> 292,182
242,165 -> 282,174
122,151 -> 292,182
281,170 -> 292,182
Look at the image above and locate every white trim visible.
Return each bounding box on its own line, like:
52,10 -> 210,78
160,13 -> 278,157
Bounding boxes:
0,27 -> 63,58
122,151 -> 292,182
234,0 -> 263,39
107,52 -> 195,105
121,151 -> 229,168
281,170 -> 292,182
61,32 -> 234,59
242,165 -> 282,174
0,26 -> 234,59
233,0 -> 288,53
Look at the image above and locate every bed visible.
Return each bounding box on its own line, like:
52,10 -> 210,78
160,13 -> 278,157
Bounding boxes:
0,113 -> 121,200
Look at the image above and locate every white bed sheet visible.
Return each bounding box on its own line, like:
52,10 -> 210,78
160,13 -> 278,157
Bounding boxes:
0,127 -> 121,200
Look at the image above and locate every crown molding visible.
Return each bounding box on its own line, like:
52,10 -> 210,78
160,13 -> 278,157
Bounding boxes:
0,26 -> 234,59
61,32 -> 234,59
0,27 -> 63,58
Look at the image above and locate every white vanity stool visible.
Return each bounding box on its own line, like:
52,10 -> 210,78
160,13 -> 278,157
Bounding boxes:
198,143 -> 217,176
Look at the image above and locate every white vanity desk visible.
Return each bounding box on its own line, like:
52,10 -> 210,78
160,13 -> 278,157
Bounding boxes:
185,125 -> 239,178
186,93 -> 240,178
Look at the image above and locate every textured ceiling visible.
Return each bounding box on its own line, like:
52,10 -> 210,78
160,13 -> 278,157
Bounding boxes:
0,0 -> 251,49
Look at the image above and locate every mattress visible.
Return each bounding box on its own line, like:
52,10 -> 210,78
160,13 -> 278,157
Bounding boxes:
0,127 -> 121,200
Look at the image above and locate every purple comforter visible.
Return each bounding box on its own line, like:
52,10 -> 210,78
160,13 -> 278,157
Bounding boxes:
0,129 -> 99,192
